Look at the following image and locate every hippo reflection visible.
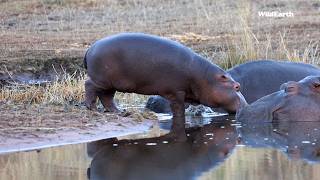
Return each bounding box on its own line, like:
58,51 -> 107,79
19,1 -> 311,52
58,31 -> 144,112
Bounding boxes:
87,121 -> 237,180
237,76 -> 320,123
146,60 -> 320,113
238,121 -> 320,162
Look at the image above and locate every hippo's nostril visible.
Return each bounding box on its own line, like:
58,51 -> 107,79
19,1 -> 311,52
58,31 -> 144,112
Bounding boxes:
234,82 -> 241,91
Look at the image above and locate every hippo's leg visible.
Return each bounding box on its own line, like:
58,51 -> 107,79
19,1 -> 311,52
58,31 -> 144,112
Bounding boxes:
166,91 -> 187,141
97,90 -> 120,113
85,79 -> 99,110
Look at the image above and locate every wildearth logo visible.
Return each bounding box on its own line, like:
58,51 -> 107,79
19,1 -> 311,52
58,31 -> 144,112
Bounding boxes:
258,11 -> 294,17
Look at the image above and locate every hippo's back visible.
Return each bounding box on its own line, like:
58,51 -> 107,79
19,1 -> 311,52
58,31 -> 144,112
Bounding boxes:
228,60 -> 320,103
87,33 -> 193,66
85,33 -> 198,91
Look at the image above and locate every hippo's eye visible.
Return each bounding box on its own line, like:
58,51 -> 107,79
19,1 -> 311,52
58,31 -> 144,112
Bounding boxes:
313,82 -> 320,88
220,75 -> 228,80
286,86 -> 295,91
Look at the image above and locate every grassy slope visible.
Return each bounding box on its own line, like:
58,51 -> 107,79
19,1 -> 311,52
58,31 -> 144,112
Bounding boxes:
0,0 -> 320,105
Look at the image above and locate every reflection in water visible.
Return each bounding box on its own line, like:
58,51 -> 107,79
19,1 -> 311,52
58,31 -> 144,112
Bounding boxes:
200,147 -> 320,180
0,144 -> 90,180
0,118 -> 320,180
87,121 -> 238,180
239,122 -> 320,162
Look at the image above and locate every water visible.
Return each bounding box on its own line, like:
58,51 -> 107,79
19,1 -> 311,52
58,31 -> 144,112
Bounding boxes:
0,116 -> 320,180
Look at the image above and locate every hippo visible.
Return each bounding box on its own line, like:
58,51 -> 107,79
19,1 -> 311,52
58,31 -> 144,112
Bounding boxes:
236,76 -> 320,123
229,60 -> 320,103
87,121 -> 237,180
145,95 -> 173,113
145,95 -> 172,113
146,60 -> 320,113
84,33 -> 246,140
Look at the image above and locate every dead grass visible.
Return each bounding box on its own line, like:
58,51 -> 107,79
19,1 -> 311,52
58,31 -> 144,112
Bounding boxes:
0,71 -> 149,108
0,0 -> 320,105
0,72 -> 86,105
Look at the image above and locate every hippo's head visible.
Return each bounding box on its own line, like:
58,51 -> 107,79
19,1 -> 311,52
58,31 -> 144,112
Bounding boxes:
237,76 -> 320,123
200,67 -> 247,114
279,75 -> 320,96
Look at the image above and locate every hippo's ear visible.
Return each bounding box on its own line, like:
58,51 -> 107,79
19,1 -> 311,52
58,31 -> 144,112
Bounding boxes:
280,83 -> 287,91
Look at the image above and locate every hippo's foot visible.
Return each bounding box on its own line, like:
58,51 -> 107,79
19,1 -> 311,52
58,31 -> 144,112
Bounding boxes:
117,110 -> 132,117
85,98 -> 98,111
104,105 -> 121,113
86,104 -> 97,111
97,89 -> 121,113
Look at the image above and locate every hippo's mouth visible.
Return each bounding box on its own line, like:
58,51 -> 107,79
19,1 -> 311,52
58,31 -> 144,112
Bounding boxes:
233,92 -> 248,113
213,92 -> 247,114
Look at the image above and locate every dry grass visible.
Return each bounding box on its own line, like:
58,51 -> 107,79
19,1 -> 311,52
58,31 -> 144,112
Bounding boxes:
0,0 -> 320,105
0,72 -> 86,105
0,72 -> 149,107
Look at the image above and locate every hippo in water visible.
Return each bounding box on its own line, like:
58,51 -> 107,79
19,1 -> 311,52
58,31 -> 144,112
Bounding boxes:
236,76 -> 320,123
146,60 -> 320,113
84,33 -> 246,140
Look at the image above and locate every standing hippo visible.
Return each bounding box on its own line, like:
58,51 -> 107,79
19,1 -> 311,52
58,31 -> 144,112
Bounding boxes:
84,33 -> 246,140
146,60 -> 320,113
236,76 -> 320,123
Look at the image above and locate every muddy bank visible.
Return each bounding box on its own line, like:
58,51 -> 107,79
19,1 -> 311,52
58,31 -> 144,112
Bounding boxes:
0,50 -> 85,87
0,103 -> 163,154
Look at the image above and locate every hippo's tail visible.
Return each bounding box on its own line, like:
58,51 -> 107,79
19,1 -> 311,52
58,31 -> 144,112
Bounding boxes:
83,49 -> 88,69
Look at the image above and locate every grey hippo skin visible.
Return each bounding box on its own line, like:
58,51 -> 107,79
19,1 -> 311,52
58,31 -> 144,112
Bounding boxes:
236,76 -> 320,123
87,121 -> 237,180
146,60 -> 320,113
84,33 -> 246,141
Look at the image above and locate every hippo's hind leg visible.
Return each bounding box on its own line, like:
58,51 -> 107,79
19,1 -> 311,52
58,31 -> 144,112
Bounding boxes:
85,79 -> 99,110
97,90 -> 120,113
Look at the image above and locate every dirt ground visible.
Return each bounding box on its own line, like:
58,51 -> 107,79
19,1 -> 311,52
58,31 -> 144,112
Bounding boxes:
1,0 -> 320,76
0,101 -> 161,153
0,0 -> 320,152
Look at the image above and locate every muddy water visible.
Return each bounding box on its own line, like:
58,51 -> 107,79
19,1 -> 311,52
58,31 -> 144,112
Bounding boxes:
0,117 -> 320,180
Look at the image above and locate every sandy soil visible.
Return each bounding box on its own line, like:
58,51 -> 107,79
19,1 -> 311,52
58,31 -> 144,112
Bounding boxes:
0,102 -> 161,153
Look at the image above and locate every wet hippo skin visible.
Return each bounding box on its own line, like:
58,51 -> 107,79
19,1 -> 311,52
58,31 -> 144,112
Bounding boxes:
84,33 -> 246,140
236,76 -> 320,123
146,60 -> 320,113
87,121 -> 237,180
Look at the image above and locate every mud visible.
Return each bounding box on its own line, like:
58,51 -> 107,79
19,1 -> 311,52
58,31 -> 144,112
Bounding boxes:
0,103 -> 160,154
0,55 -> 84,87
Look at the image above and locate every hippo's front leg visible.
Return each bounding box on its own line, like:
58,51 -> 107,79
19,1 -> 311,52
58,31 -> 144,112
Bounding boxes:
97,90 -> 120,113
167,91 -> 187,141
